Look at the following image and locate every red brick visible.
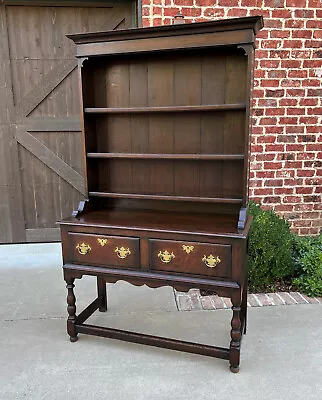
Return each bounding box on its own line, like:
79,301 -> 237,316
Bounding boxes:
267,70 -> 287,78
256,153 -> 276,161
163,8 -> 180,16
286,88 -> 306,97
217,0 -> 239,5
268,293 -> 286,305
292,30 -> 312,39
254,70 -> 265,79
281,59 -> 301,68
264,162 -> 283,169
266,144 -> 284,152
308,0 -> 322,7
288,69 -> 307,78
283,195 -> 302,203
306,20 -> 322,29
265,107 -> 285,116
265,89 -> 285,97
298,228 -> 310,235
274,204 -> 294,212
299,98 -> 318,106
270,49 -> 290,59
307,89 -> 322,97
254,188 -> 274,196
283,40 -> 303,49
286,0 -> 306,5
260,59 -> 280,69
303,79 -> 321,87
270,30 -> 290,39
305,40 -> 321,48
291,50 -> 311,59
275,187 -> 294,194
271,9 -> 292,18
276,169 -> 295,178
181,7 -> 201,17
256,170 -> 276,178
260,79 -> 281,87
264,18 -> 283,29
287,107 -> 305,115
297,170 -> 316,177
299,117 -> 318,125
279,117 -> 299,125
264,179 -> 284,186
227,9 -> 248,17
258,99 -> 278,107
285,20 -> 305,29
294,10 -> 314,18
281,79 -> 301,87
304,195 -> 321,203
286,144 -> 305,151
296,187 -> 314,194
265,126 -> 284,134
279,98 -> 298,107
260,117 -> 278,125
200,296 -> 215,310
263,196 -> 282,203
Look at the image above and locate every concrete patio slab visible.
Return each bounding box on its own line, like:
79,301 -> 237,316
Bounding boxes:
1,243 -> 321,400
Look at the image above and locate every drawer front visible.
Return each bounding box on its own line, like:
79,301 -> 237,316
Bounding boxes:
68,232 -> 139,268
149,239 -> 231,278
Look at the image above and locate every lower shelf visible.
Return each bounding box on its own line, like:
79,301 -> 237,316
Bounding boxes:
88,192 -> 243,204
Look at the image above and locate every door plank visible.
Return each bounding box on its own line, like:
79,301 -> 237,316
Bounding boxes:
26,228 -> 60,242
0,5 -> 25,242
19,118 -> 81,132
15,127 -> 85,194
14,60 -> 77,117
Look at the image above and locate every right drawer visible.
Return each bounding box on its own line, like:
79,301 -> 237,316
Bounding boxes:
149,239 -> 231,278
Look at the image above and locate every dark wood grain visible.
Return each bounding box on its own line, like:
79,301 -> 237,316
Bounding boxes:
61,16 -> 263,372
84,104 -> 246,113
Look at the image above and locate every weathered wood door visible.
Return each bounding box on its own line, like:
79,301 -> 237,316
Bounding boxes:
0,1 -> 135,243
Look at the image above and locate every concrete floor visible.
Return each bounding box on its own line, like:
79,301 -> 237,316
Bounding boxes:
0,243 -> 321,400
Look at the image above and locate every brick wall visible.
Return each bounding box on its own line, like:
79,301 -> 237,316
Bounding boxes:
141,0 -> 322,235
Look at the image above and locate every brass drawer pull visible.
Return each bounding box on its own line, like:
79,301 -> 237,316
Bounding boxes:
182,245 -> 194,254
97,238 -> 108,246
115,246 -> 131,259
202,254 -> 221,268
76,243 -> 91,255
158,250 -> 175,264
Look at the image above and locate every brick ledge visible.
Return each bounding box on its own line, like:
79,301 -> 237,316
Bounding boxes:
175,289 -> 322,311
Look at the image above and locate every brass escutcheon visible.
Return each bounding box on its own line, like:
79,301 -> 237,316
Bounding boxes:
115,246 -> 131,259
182,245 -> 194,254
97,238 -> 108,246
202,254 -> 221,268
76,243 -> 91,255
158,250 -> 175,264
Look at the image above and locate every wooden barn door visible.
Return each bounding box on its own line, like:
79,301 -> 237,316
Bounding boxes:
0,1 -> 135,243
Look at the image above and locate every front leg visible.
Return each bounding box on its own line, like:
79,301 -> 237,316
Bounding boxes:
66,278 -> 78,342
97,276 -> 107,312
229,291 -> 242,373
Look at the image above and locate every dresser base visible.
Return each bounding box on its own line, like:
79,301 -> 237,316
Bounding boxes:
64,268 -> 246,373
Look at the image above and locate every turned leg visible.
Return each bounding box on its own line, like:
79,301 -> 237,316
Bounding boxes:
97,276 -> 107,312
229,292 -> 242,373
241,282 -> 248,335
66,278 -> 78,342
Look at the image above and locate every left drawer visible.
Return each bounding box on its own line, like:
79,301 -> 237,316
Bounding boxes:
67,232 -> 140,268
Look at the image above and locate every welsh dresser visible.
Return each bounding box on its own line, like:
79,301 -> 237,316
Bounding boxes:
60,16 -> 264,373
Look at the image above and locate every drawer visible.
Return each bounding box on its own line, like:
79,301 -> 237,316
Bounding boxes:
149,239 -> 231,278
68,232 -> 140,268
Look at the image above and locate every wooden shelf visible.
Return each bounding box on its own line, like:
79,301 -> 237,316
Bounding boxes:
84,104 -> 246,114
87,153 -> 245,160
88,192 -> 243,204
